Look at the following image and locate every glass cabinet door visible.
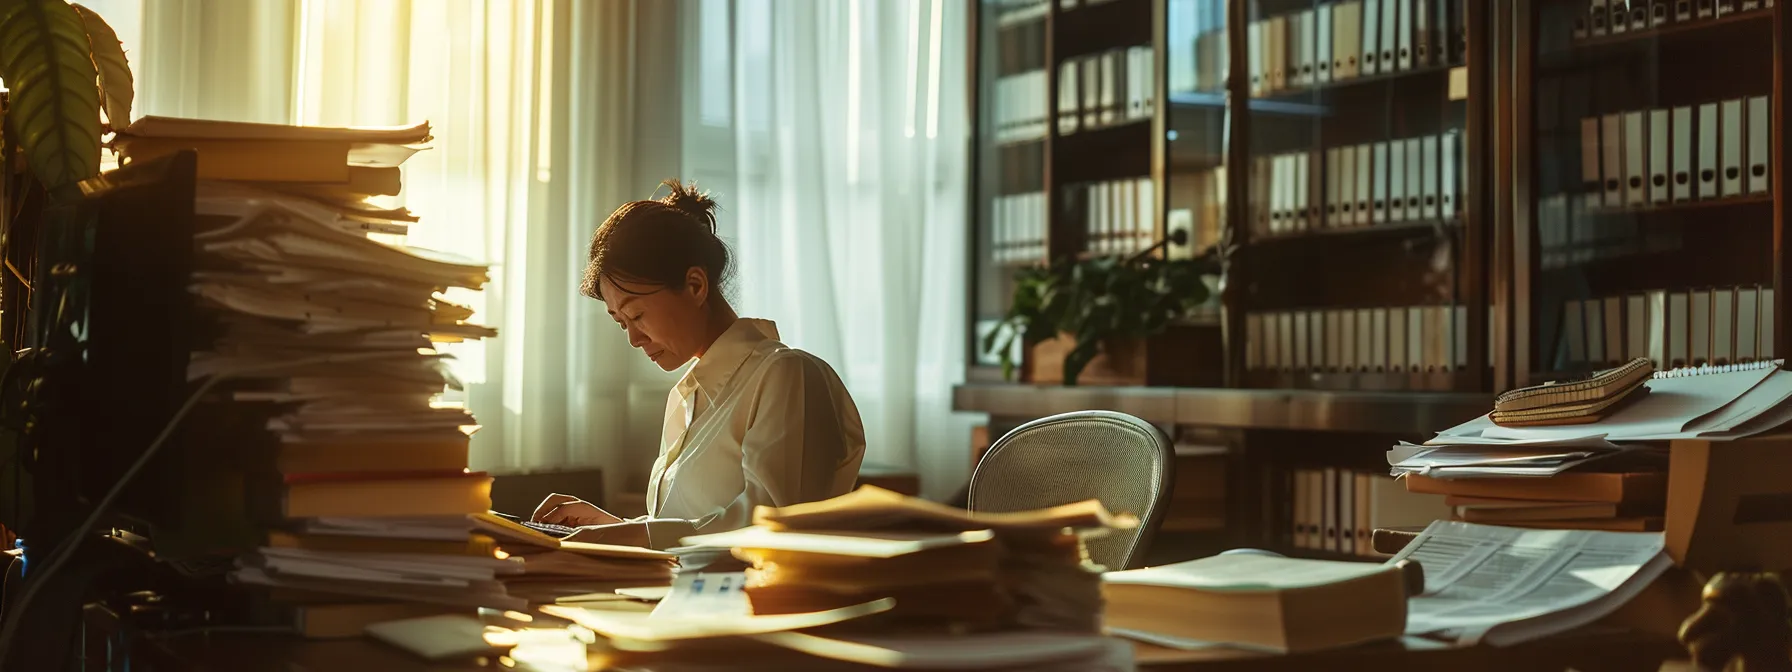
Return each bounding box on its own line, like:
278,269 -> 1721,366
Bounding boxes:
1164,0 -> 1231,264
1235,0 -> 1482,391
1521,0 -> 1776,384
971,0 -> 1050,377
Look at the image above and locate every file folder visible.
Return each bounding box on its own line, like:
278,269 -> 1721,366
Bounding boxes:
1406,137 -> 1424,218
1252,156 -> 1270,234
1608,0 -> 1628,34
1389,306 -> 1408,372
1630,1 -> 1650,29
1371,308 -> 1389,372
1336,1 -> 1362,79
1279,312 -> 1296,371
1651,0 -> 1673,26
1298,151 -> 1315,231
1372,142 -> 1391,223
1396,0 -> 1413,71
1338,145 -> 1357,226
1294,311 -> 1310,370
1389,140 -> 1407,221
1099,52 -> 1119,126
1290,11 -> 1311,89
1716,0 -> 1736,17
1355,143 -> 1374,225
1602,113 -> 1624,207
1672,106 -> 1693,202
1748,96 -> 1769,194
1442,130 -> 1459,219
1737,287 -> 1759,362
1362,0 -> 1382,76
1581,117 -> 1603,207
1669,291 -> 1689,368
1317,4 -> 1335,83
1677,0 -> 1694,21
1248,21 -> 1264,96
1691,289 -> 1711,365
1590,0 -> 1609,36
1269,16 -> 1288,92
1713,288 -> 1735,364
1341,310 -> 1358,372
1648,290 -> 1668,368
1586,298 -> 1606,364
1356,308 -> 1374,371
1628,293 -> 1649,361
1381,0 -> 1399,71
1649,108 -> 1670,204
1454,305 -> 1469,370
1698,103 -> 1720,199
1624,111 -> 1647,207
1698,0 -> 1714,22
1722,99 -> 1744,197
1326,147 -> 1343,226
1325,310 -> 1342,371
1421,134 -> 1440,220
1415,0 -> 1433,66
1574,12 -> 1589,40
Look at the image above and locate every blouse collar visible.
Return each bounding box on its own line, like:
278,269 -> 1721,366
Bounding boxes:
679,318 -> 780,402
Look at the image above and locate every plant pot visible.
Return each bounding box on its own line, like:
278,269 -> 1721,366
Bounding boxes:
1025,323 -> 1224,387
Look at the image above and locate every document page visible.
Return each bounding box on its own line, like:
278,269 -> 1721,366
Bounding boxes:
1386,521 -> 1668,646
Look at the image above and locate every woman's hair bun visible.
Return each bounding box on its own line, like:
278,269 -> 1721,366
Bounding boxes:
659,178 -> 717,233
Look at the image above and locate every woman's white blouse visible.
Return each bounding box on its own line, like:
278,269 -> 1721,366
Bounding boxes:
634,318 -> 866,549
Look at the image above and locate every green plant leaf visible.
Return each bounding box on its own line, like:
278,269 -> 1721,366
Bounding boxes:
0,0 -> 101,196
71,3 -> 130,128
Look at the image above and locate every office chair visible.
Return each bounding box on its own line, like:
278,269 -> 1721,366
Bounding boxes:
967,411 -> 1176,570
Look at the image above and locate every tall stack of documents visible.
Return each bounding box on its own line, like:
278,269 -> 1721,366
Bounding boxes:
118,117 -> 517,615
682,486 -> 1132,633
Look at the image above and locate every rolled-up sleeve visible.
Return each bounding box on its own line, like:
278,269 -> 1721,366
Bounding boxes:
639,353 -> 864,549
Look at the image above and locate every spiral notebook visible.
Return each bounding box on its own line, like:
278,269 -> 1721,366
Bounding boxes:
1481,359 -> 1785,441
1492,357 -> 1654,426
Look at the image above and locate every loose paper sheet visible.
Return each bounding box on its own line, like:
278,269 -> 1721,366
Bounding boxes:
1386,521 -> 1669,646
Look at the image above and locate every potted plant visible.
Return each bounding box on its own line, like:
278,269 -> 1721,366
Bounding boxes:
983,249 -> 1221,386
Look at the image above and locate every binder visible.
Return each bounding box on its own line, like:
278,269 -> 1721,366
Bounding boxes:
1564,300 -> 1586,364
1269,155 -> 1287,233
1586,298 -> 1606,364
1421,134 -> 1440,220
1624,111 -> 1647,207
1672,106 -> 1694,202
1252,156 -> 1271,234
1738,287 -> 1759,362
1371,308 -> 1389,372
1602,114 -> 1624,207
1248,21 -> 1264,96
1699,0 -> 1716,19
1338,145 -> 1357,226
1389,306 -> 1409,372
1628,294 -> 1649,361
1455,305 -> 1469,370
1748,96 -> 1770,194
1395,0 -> 1413,71
1389,139 -> 1407,221
1581,117 -> 1603,208
1441,130 -> 1459,219
1590,0 -> 1609,36
1290,469 -> 1307,546
1649,109 -> 1670,204
1294,152 -> 1312,232
1380,0 -> 1399,71
1341,310 -> 1359,372
1677,0 -> 1694,21
1669,291 -> 1690,367
1362,0 -> 1382,76
1336,1 -> 1362,79
1289,11 -> 1310,89
1325,147 -> 1343,227
1574,10 -> 1589,40
1246,313 -> 1263,370
1269,16 -> 1287,92
1326,310 -> 1343,372
1648,290 -> 1668,368
1713,288 -> 1735,364
1279,312 -> 1296,371
1317,4 -> 1335,83
1294,311 -> 1311,370
1356,308 -> 1374,371
1630,1 -> 1650,29
1764,288 -> 1777,358
1082,57 -> 1101,129
1407,306 -> 1425,372
1372,142 -> 1391,223
1691,289 -> 1711,365
1441,0 -> 1459,63
1721,99 -> 1744,198
1716,0 -> 1736,17
1652,0 -> 1673,27
1415,0 -> 1433,66
1608,0 -> 1627,34
1099,51 -> 1119,126
1604,297 -> 1625,366
1406,137 -> 1424,218
1339,473 -> 1356,555
1354,143 -> 1374,226
1700,102 -> 1721,199
1322,468 -> 1338,552
1058,63 -> 1080,135
1428,305 -> 1449,372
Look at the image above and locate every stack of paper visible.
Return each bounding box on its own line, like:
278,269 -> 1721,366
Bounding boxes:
469,512 -> 676,604
680,486 -> 1133,633
153,117 -> 510,614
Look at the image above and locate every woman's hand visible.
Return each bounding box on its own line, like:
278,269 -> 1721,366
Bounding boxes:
564,522 -> 650,547
532,493 -> 623,527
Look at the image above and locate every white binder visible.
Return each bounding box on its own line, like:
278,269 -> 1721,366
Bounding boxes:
1748,95 -> 1770,194
1294,152 -> 1311,232
1629,1 -> 1650,29
1336,1 -> 1362,79
1389,139 -> 1407,221
1407,307 -> 1425,372
1317,4 -> 1335,83
1624,111 -> 1647,207
1713,288 -> 1735,364
1648,290 -> 1668,368
1716,0 -> 1736,17
1698,0 -> 1715,20
1326,147 -> 1343,227
1394,0 -> 1413,71
1441,131 -> 1458,219
1248,21 -> 1264,96
1294,311 -> 1310,370
1415,0 -> 1433,66
1651,0 -> 1672,26
1676,0 -> 1694,21
1738,287 -> 1759,362
1419,134 -> 1439,220
1581,116 -> 1603,208
1269,16 -> 1288,93
1380,0 -> 1399,71
1288,11 -> 1309,89
1269,155 -> 1287,233
1649,108 -> 1670,204
1354,143 -> 1374,225
1691,289 -> 1711,365
1372,142 -> 1391,223
1337,145 -> 1357,227
1672,106 -> 1694,202
1406,137 -> 1424,219
1099,52 -> 1119,126
1389,306 -> 1408,372
1602,113 -> 1624,207
1721,99 -> 1744,198
1362,0 -> 1382,76
1608,0 -> 1628,34
1590,0 -> 1609,36
1355,308 -> 1374,371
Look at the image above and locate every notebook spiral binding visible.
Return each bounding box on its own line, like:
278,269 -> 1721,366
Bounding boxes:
1652,359 -> 1785,379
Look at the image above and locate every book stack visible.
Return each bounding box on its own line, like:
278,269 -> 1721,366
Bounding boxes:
115,117 -> 519,621
682,486 -> 1133,633
1406,471 -> 1669,532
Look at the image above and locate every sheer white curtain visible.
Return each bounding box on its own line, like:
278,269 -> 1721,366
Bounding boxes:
678,0 -> 977,499
93,0 -> 685,503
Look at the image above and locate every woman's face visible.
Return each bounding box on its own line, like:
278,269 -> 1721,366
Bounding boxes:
599,270 -> 713,371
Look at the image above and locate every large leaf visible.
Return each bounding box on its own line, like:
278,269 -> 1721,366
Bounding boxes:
71,3 -> 129,127
0,0 -> 101,196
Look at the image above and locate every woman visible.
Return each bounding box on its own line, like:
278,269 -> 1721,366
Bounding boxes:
531,179 -> 867,549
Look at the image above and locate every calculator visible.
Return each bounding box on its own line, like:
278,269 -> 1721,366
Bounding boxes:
490,511 -> 579,538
